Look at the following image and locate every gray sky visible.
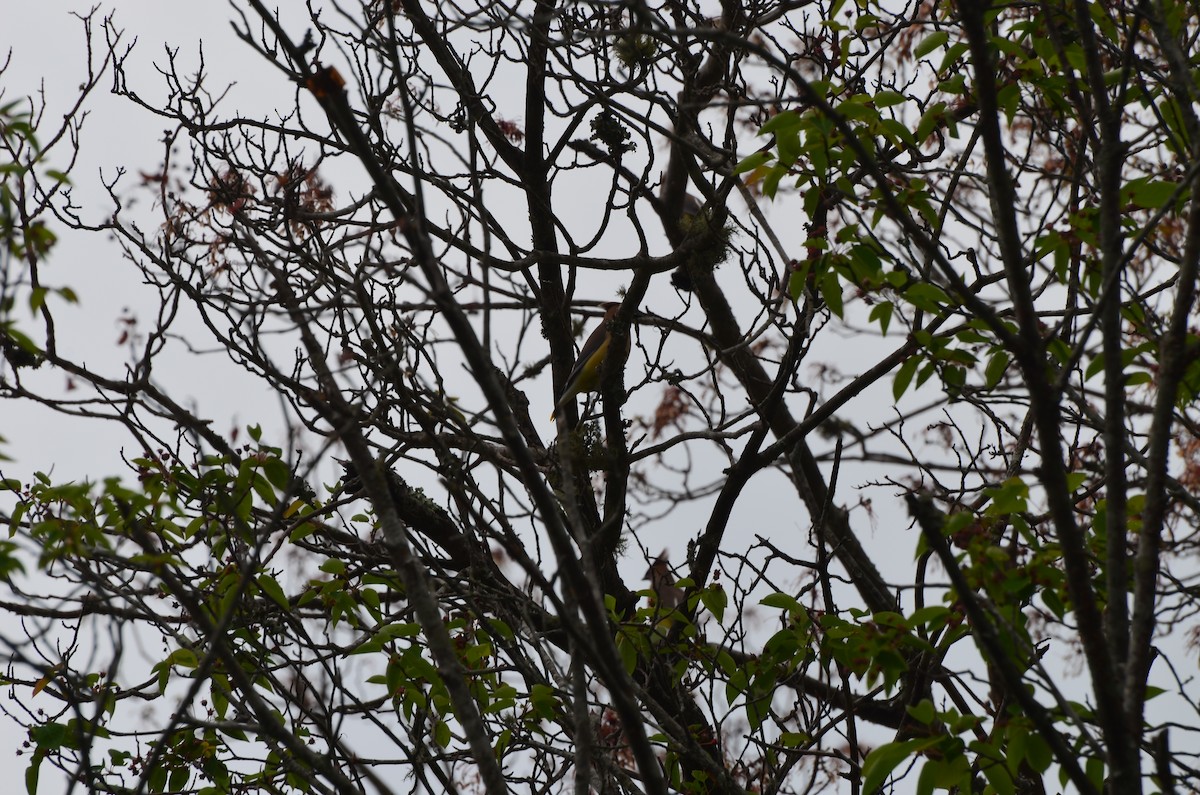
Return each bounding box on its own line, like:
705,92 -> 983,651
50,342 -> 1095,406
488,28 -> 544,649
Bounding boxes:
4,4 -> 1149,793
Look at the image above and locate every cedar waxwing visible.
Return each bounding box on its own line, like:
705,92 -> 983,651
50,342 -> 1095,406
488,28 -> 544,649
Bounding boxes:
645,550 -> 685,613
660,187 -> 711,293
679,192 -> 704,225
550,302 -> 632,421
657,183 -> 705,232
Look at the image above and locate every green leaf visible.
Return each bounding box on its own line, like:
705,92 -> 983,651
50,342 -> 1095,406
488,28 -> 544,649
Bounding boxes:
938,74 -> 968,94
838,95 -> 880,123
733,150 -> 774,175
744,673 -> 775,731
908,605 -> 951,627
1125,177 -> 1181,209
25,750 -> 41,795
869,301 -> 894,335
290,521 -> 317,542
862,739 -> 932,793
529,683 -> 560,720
906,699 -> 936,725
169,767 -> 190,792
28,287 -> 48,313
29,722 -> 67,750
904,282 -> 951,312
776,124 -> 803,166
1041,588 -> 1065,619
1047,337 -> 1071,364
700,586 -> 727,623
981,756 -> 1016,795
916,102 -> 947,143
762,163 -> 787,198
986,477 -> 1029,515
319,558 -> 346,575
918,752 -> 971,791
256,574 -> 290,610
1086,756 -> 1105,789
875,90 -> 906,107
758,110 -> 802,138
913,30 -> 950,60
168,648 -> 199,669
820,270 -> 844,317
616,629 -> 640,675
263,456 -> 291,490
354,621 -> 422,654
760,592 -> 803,612
149,763 -> 168,793
433,719 -> 451,748
894,355 -> 920,400
1024,731 -> 1053,772
880,120 -> 915,150
984,350 -> 1010,388
939,41 -> 971,72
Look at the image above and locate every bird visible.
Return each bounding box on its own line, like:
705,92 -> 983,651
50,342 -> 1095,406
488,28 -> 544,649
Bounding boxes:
550,302 -> 631,421
645,550 -> 685,613
645,551 -> 687,643
679,192 -> 705,226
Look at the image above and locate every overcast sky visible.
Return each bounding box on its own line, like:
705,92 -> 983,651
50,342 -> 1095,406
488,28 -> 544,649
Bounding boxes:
2,5 -> 1138,792
2,3 -> 292,778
